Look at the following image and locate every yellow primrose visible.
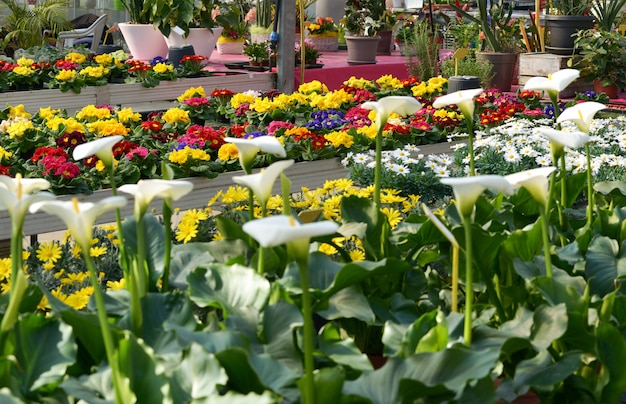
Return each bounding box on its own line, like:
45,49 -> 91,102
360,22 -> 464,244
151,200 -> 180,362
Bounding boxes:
55,69 -> 77,81
65,52 -> 87,64
177,86 -> 206,102
116,107 -> 142,124
87,119 -> 129,136
12,66 -> 33,76
94,53 -> 113,66
6,119 -> 33,139
77,104 -> 113,120
343,76 -> 375,89
217,143 -> 239,161
0,146 -> 12,161
153,62 -> 173,74
79,65 -> 109,78
38,107 -> 60,120
376,74 -> 404,90
324,130 -> 354,149
162,107 -> 191,124
411,82 -> 428,97
230,92 -> 256,109
16,57 -> 34,67
356,124 -> 378,140
298,80 -> 328,94
8,104 -> 31,119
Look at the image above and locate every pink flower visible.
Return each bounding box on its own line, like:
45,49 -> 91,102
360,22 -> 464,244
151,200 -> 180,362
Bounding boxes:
267,120 -> 294,135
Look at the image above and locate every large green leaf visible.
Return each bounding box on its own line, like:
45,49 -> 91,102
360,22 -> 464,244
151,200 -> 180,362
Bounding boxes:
495,350 -> 582,402
312,367 -> 346,404
561,172 -> 587,208
60,367 -> 118,404
121,214 -> 166,288
595,181 -> 626,209
168,243 -> 215,289
318,323 -> 372,371
262,300 -> 303,370
343,345 -> 500,402
503,218 -> 543,262
585,236 -> 626,297
596,321 -> 626,403
14,314 -> 76,392
169,343 -> 227,402
382,310 -> 448,358
206,239 -> 253,265
214,348 -> 265,394
339,195 -> 389,260
188,264 -> 270,336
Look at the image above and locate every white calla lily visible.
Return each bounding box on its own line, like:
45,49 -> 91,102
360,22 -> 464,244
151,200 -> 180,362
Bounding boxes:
440,175 -> 515,218
73,135 -> 124,167
118,179 -> 193,218
523,69 -> 580,95
557,101 -> 606,134
224,136 -> 287,174
361,96 -> 422,132
232,159 -> 295,208
243,214 -> 339,249
535,127 -> 590,152
0,175 -> 54,229
506,167 -> 557,206
432,88 -> 483,121
30,196 -> 127,250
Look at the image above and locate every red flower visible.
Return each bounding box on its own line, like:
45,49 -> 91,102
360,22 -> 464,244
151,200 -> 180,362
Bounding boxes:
141,120 -> 163,132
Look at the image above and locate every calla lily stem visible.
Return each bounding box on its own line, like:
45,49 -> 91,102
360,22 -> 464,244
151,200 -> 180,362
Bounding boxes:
295,252 -> 315,404
539,208 -> 553,278
462,216 -> 473,346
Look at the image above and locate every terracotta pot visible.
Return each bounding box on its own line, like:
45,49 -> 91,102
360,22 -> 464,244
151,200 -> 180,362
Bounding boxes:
593,79 -> 619,99
119,23 -> 168,61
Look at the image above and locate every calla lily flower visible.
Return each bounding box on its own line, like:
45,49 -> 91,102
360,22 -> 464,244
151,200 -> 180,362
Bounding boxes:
535,127 -> 590,157
30,196 -> 127,250
441,175 -> 515,218
73,135 -> 124,167
243,214 -> 339,248
224,136 -> 287,174
118,179 -> 194,218
506,167 -> 557,207
361,96 -> 423,132
523,69 -> 580,96
432,88 -> 484,122
232,159 -> 295,208
0,175 -> 55,228
557,101 -> 606,133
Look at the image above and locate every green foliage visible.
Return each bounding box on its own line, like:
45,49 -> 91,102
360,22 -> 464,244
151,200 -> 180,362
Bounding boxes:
572,28 -> 626,89
403,19 -> 440,81
439,51 -> 494,88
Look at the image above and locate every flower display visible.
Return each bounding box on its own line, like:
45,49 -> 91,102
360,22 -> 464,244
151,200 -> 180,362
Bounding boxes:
306,17 -> 339,37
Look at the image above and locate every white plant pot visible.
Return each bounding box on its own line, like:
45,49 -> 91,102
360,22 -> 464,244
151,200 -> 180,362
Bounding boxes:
119,23 -> 168,61
164,27 -> 224,60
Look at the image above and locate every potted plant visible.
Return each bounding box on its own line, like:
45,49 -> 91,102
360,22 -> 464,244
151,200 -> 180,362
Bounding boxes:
214,1 -> 249,54
160,0 -> 224,59
296,40 -> 320,66
117,0 -> 169,60
243,40 -> 270,66
571,28 -> 626,99
249,0 -> 273,43
544,0 -> 595,53
342,0 -> 384,64
306,17 -> 340,52
451,0 -> 523,91
591,0 -> 626,31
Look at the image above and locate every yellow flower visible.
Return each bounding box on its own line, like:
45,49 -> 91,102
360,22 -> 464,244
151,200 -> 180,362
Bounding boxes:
0,146 -> 12,161
12,65 -> 34,76
318,243 -> 338,255
60,272 -> 89,285
87,119 -> 129,136
77,104 -> 112,120
54,70 -> 76,81
162,107 -> 191,124
42,261 -> 55,271
411,82 -> 428,98
38,106 -> 60,120
45,116 -> 85,133
116,107 -> 142,124
217,143 -> 239,161
381,207 -> 402,229
324,130 -> 354,149
267,195 -> 283,211
220,186 -> 249,204
357,124 -> 378,140
349,249 -> 365,262
376,74 -> 404,90
6,119 -> 33,140
177,86 -> 206,102
230,92 -> 256,109
342,76 -> 375,89
16,56 -> 34,67
322,195 -> 342,220
212,232 -> 223,241
94,53 -> 113,66
175,220 -> 198,243
107,279 -> 126,290
64,286 -> 94,310
36,241 -> 63,264
65,52 -> 87,64
8,104 -> 31,119
180,208 -> 209,224
298,80 -> 328,95
0,258 -> 11,281
153,62 -> 173,74
90,245 -> 108,257
79,65 -> 109,78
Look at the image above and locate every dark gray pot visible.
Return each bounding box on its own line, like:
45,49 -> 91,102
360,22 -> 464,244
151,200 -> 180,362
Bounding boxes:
545,14 -> 595,55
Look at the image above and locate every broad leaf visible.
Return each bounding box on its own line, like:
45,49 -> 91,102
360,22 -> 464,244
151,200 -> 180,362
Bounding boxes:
168,243 -> 215,289
585,236 -> 626,297
169,343 -> 227,402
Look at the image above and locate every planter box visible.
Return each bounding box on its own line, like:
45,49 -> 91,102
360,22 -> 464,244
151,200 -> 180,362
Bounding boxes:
0,159 -> 348,255
0,73 -> 274,114
518,53 -> 592,98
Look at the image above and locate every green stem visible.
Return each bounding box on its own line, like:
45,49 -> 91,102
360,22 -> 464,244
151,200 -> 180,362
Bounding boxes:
539,208 -> 553,279
108,166 -> 129,276
585,144 -> 594,227
130,216 -> 146,335
83,250 -> 124,403
374,129 -> 383,209
467,122 -> 475,176
1,227 -> 27,335
248,189 -> 255,221
462,216 -> 473,347
281,172 -> 292,216
296,254 -> 315,404
161,200 -> 172,292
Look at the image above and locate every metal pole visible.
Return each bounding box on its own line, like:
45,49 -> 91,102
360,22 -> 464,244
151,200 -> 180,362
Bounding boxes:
277,0 -> 295,93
